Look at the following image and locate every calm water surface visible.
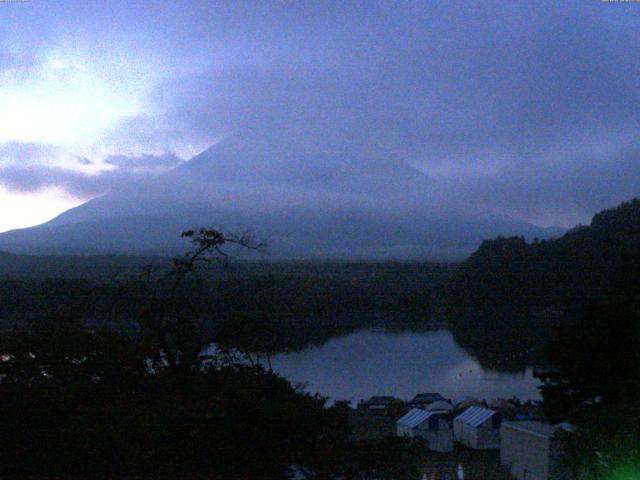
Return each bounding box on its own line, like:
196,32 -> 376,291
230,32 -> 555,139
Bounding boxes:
269,330 -> 541,404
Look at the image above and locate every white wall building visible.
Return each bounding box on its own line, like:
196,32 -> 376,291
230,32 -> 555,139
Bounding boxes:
454,406 -> 501,449
500,421 -> 569,480
397,408 -> 453,452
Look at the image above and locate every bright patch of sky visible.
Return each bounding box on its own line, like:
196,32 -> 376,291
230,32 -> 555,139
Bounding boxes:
0,1 -> 639,233
0,45 -> 155,153
0,185 -> 84,233
0,40 -> 168,229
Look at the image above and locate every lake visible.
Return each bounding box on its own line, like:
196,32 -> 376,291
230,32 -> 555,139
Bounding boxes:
269,329 -> 541,405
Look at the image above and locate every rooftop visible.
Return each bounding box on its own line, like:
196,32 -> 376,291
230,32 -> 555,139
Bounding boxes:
397,408 -> 435,428
501,421 -> 562,439
361,396 -> 397,406
454,406 -> 497,427
411,392 -> 446,403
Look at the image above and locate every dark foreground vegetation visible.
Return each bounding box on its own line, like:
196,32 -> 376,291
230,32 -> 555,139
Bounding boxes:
1,199 -> 639,370
536,251 -> 640,478
451,199 -> 640,308
0,255 -> 452,352
0,230 -> 423,479
448,199 -> 640,477
0,315 -> 423,479
1,199 -> 640,477
447,198 -> 640,370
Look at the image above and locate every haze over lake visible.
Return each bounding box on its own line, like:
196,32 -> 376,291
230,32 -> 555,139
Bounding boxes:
270,329 -> 541,405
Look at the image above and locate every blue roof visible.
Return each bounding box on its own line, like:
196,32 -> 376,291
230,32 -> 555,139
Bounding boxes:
454,406 -> 496,427
397,408 -> 435,428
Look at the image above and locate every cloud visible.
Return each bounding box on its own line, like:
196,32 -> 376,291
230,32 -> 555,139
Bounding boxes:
0,164 -> 155,198
0,143 -> 183,198
104,152 -> 182,171
444,142 -> 640,227
76,156 -> 94,166
103,1 -> 639,227
117,3 -> 639,158
3,1 -> 640,227
0,46 -> 13,70
0,142 -> 61,165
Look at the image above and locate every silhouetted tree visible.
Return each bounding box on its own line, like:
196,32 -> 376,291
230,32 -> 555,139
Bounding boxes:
536,266 -> 640,478
214,312 -> 280,368
0,228 -> 419,479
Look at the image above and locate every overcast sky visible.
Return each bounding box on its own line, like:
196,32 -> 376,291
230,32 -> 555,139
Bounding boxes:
1,0 -> 639,232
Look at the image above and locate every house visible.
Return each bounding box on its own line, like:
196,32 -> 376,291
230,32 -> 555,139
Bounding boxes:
408,392 -> 446,409
357,396 -> 404,416
424,400 -> 454,413
453,397 -> 485,415
500,421 -> 569,480
397,408 -> 453,452
454,406 -> 501,449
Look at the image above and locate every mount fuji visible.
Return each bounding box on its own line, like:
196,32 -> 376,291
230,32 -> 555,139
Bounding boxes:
0,138 -> 562,259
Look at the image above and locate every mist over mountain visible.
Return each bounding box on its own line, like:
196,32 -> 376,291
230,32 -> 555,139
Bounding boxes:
0,137 -> 562,259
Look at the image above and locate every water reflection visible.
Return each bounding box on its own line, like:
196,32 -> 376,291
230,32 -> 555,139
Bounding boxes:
269,329 -> 541,404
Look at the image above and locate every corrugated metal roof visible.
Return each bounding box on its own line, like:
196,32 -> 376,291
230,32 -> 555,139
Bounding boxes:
397,408 -> 434,428
454,406 -> 496,427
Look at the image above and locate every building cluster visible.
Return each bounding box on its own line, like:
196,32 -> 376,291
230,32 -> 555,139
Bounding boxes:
357,393 -> 572,480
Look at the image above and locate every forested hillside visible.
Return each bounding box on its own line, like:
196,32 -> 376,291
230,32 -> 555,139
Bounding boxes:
2,198 -> 638,370
447,199 -> 640,370
0,261 -> 453,352
449,198 -> 640,309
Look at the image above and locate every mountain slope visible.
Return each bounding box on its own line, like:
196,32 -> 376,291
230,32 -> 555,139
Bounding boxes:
450,198 -> 640,307
0,140 -> 562,259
